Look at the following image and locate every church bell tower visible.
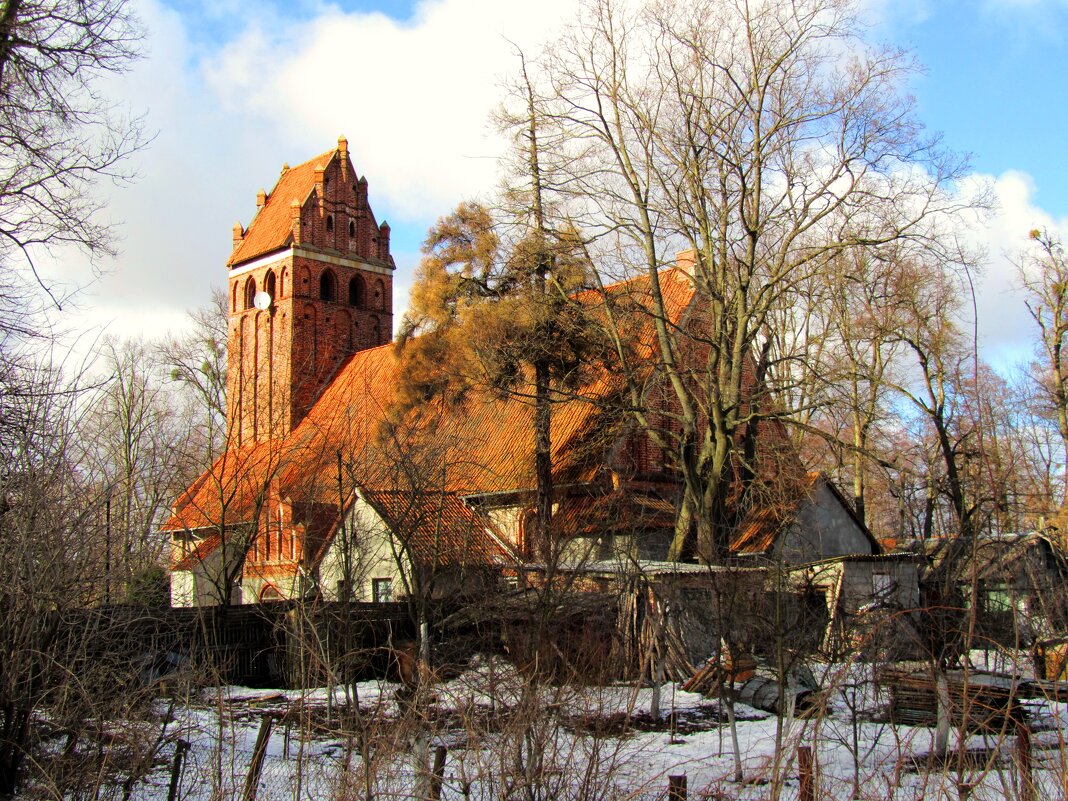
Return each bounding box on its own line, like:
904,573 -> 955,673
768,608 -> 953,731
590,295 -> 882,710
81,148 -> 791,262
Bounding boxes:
225,137 -> 395,445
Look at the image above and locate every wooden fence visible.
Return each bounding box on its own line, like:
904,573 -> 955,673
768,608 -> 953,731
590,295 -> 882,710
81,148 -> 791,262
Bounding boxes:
57,602 -> 413,688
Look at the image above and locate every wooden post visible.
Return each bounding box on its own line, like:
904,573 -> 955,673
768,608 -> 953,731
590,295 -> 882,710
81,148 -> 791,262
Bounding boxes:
242,716 -> 274,801
798,745 -> 815,801
1016,725 -> 1035,801
668,773 -> 687,801
166,739 -> 189,801
650,653 -> 663,723
429,745 -> 447,801
934,672 -> 951,757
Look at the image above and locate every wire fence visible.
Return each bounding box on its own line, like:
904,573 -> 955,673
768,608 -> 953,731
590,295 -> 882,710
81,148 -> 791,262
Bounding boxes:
160,728 -> 665,801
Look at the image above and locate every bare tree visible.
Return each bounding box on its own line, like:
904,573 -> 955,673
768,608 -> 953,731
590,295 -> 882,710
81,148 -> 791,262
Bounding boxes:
806,248 -> 907,531
0,0 -> 144,307
0,358 -> 174,795
0,2 -> 165,792
888,259 -> 987,541
1019,230 -> 1068,519
77,337 -> 205,600
524,0 -> 978,562
157,287 -> 229,464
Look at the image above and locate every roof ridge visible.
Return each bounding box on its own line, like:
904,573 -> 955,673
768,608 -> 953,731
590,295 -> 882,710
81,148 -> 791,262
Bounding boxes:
285,147 -> 337,175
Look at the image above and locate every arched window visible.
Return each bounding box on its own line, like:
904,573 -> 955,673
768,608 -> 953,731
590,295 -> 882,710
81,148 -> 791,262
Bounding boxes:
264,270 -> 276,300
348,220 -> 355,237
348,275 -> 365,307
279,267 -> 288,298
231,283 -> 237,312
320,270 -> 337,301
326,214 -> 334,233
518,508 -> 538,560
243,277 -> 256,310
373,278 -> 385,310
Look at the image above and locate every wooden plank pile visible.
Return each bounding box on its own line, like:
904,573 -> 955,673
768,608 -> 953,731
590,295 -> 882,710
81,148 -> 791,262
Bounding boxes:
880,669 -> 1024,732
682,653 -> 757,695
1018,677 -> 1068,701
681,660 -> 721,694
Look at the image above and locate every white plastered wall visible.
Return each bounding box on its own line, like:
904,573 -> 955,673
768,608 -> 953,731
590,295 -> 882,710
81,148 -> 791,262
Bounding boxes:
318,493 -> 409,601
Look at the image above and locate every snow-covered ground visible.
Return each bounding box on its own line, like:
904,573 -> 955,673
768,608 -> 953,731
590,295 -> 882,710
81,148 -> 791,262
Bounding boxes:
133,657 -> 1068,801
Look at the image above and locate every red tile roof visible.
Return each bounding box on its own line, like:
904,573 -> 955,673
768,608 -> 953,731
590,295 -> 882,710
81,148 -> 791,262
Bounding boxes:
360,490 -> 514,566
554,491 -> 677,538
730,472 -> 879,556
170,532 -> 222,571
167,265 -> 828,570
730,471 -> 824,555
228,149 -> 335,267
163,266 -> 697,534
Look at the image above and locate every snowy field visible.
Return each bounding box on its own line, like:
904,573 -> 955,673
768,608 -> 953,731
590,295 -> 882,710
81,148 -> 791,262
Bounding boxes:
121,655 -> 1068,801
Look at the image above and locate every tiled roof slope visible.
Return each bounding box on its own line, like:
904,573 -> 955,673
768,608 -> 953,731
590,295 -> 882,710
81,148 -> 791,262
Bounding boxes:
228,149 -> 334,266
163,266 -> 697,536
554,491 -> 677,538
171,532 -> 221,571
730,471 -> 879,556
729,472 -> 823,555
361,490 -> 513,565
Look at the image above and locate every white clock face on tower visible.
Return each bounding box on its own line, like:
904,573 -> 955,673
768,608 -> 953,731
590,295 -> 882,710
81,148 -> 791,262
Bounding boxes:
253,291 -> 272,311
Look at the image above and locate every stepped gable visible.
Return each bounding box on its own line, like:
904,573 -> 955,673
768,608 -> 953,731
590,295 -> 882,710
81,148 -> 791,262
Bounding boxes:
225,139 -> 395,445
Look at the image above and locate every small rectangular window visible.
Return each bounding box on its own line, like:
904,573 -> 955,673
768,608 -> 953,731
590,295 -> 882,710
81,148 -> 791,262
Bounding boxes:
372,578 -> 393,603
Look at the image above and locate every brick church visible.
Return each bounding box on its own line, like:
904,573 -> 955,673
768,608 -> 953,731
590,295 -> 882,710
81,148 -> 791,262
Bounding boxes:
165,140 -> 878,607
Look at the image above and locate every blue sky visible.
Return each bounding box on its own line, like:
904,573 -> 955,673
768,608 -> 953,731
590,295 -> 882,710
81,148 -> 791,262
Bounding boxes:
896,0 -> 1068,217
47,0 -> 1068,368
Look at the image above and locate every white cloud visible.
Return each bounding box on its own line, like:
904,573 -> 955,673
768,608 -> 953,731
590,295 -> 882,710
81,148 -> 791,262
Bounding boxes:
34,0 -> 1068,382
44,0 -> 586,360
202,0 -> 580,218
960,169 -> 1068,369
